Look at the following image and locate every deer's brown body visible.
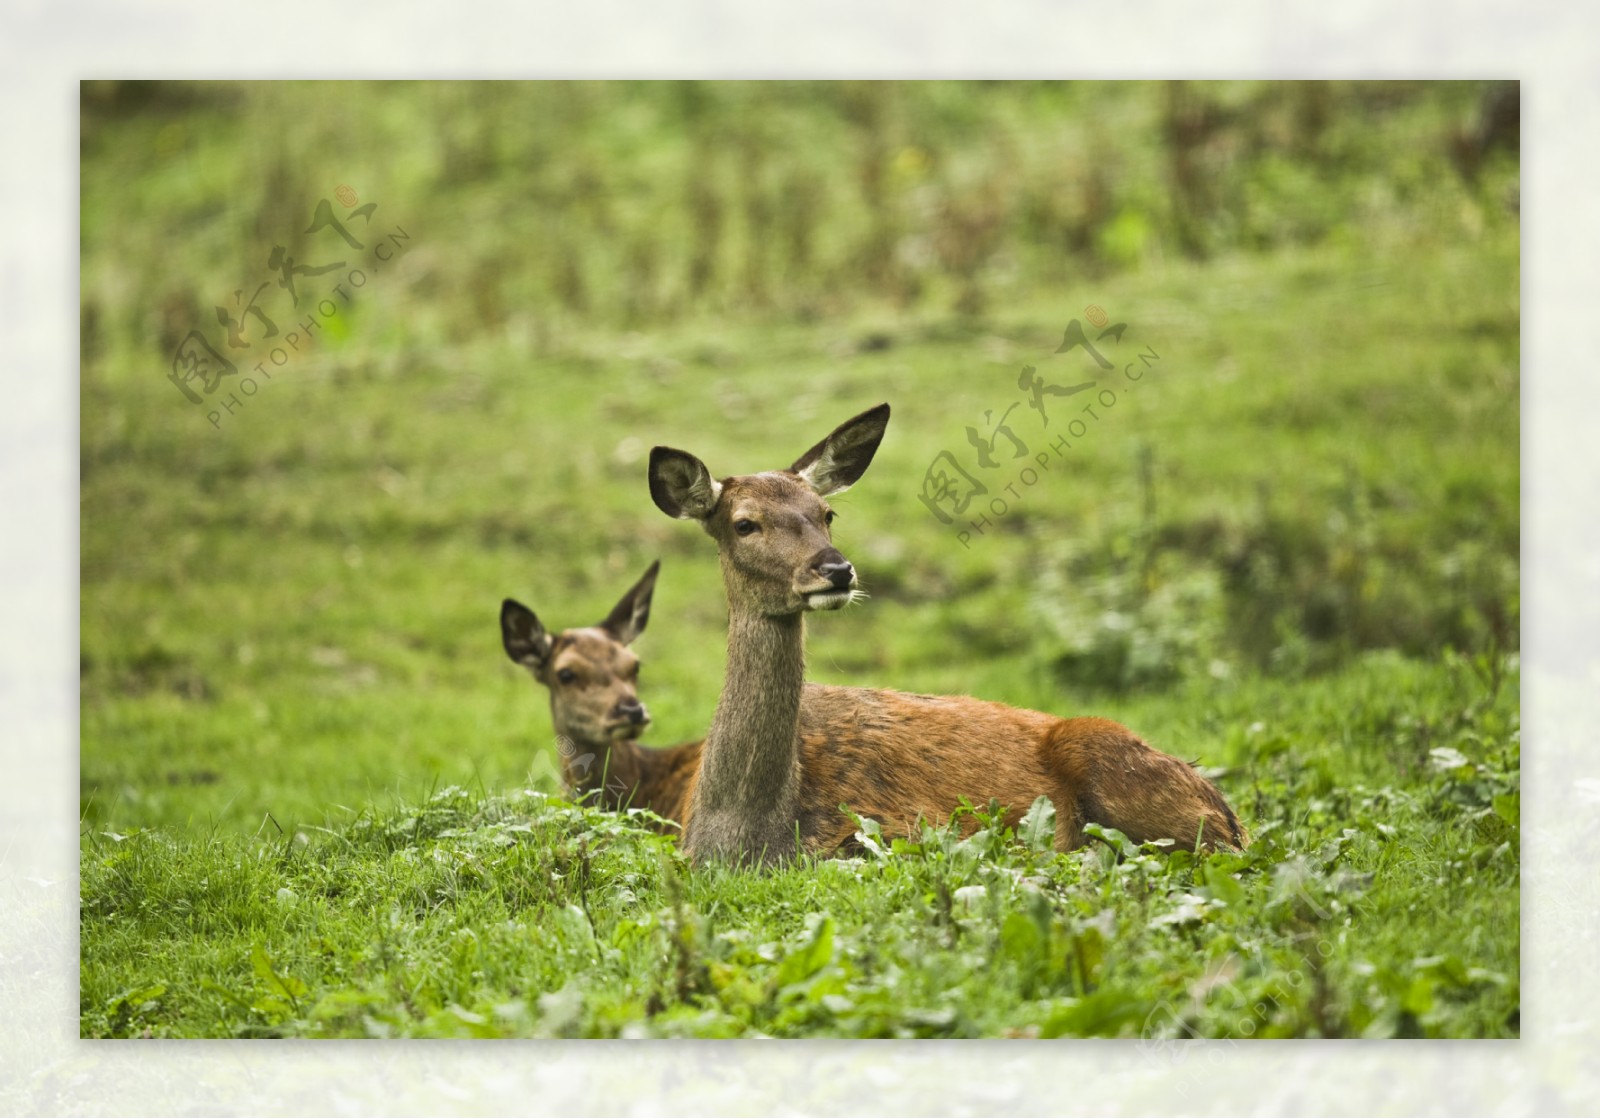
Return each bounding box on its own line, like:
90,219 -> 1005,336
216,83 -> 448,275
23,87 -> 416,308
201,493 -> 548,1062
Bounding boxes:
792,685 -> 1242,855
646,403 -> 1249,867
504,564 -> 1242,857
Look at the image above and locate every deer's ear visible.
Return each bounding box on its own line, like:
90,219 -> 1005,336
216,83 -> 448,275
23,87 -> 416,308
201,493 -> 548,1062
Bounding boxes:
599,560 -> 659,646
501,599 -> 553,669
649,447 -> 722,521
791,402 -> 890,497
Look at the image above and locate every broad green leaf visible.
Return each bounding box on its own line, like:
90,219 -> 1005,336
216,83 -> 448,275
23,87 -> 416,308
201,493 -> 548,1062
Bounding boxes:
1019,795 -> 1057,853
999,910 -> 1043,965
1202,861 -> 1245,908
776,916 -> 835,988
1492,793 -> 1519,829
251,944 -> 307,1002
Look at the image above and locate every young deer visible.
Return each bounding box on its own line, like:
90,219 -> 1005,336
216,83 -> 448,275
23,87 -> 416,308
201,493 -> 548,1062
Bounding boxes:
649,402 -> 1247,867
500,561 -> 702,827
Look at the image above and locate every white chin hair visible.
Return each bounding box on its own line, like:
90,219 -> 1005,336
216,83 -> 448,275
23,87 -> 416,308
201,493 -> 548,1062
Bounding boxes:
804,590 -> 853,611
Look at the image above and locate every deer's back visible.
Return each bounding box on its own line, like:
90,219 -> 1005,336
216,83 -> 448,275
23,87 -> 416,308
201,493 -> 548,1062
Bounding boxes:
635,685 -> 1243,855
794,684 -> 1067,850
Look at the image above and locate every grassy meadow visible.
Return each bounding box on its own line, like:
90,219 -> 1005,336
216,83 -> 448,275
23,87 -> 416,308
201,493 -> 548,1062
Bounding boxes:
79,81 -> 1519,1038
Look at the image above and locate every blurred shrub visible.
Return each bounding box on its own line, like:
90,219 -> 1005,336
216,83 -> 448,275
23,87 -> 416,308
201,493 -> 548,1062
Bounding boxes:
1032,472 -> 1518,692
81,79 -> 1520,346
1037,559 -> 1226,693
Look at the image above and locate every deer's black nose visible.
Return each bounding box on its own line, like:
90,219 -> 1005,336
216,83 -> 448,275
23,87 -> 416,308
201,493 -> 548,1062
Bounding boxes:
614,699 -> 648,724
819,561 -> 854,590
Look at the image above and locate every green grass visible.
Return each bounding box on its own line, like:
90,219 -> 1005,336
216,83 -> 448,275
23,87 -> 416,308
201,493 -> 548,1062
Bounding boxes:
80,81 -> 1519,1038
82,648 -> 1519,1039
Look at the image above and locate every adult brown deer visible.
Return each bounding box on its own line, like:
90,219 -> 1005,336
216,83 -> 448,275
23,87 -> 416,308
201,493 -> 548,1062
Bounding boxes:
648,402 -> 1247,867
500,561 -> 702,827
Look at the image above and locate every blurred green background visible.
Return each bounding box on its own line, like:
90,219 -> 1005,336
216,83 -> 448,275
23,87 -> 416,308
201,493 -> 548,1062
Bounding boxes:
79,80 -> 1519,833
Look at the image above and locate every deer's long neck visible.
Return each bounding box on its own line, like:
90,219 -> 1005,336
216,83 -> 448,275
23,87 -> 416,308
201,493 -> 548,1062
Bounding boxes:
689,607 -> 806,862
561,734 -> 647,812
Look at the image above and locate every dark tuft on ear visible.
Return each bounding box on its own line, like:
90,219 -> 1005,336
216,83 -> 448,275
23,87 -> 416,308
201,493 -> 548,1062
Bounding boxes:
599,559 -> 660,646
790,402 -> 890,497
501,598 -> 553,668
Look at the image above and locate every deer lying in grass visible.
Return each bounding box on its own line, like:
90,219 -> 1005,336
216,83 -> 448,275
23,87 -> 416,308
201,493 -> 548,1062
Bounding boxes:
501,548 -> 1245,861
648,402 -> 1248,867
500,561 -> 702,827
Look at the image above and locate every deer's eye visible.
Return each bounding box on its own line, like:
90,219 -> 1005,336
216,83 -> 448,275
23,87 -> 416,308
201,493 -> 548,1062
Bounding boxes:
734,519 -> 759,536
824,510 -> 836,526
556,668 -> 577,685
